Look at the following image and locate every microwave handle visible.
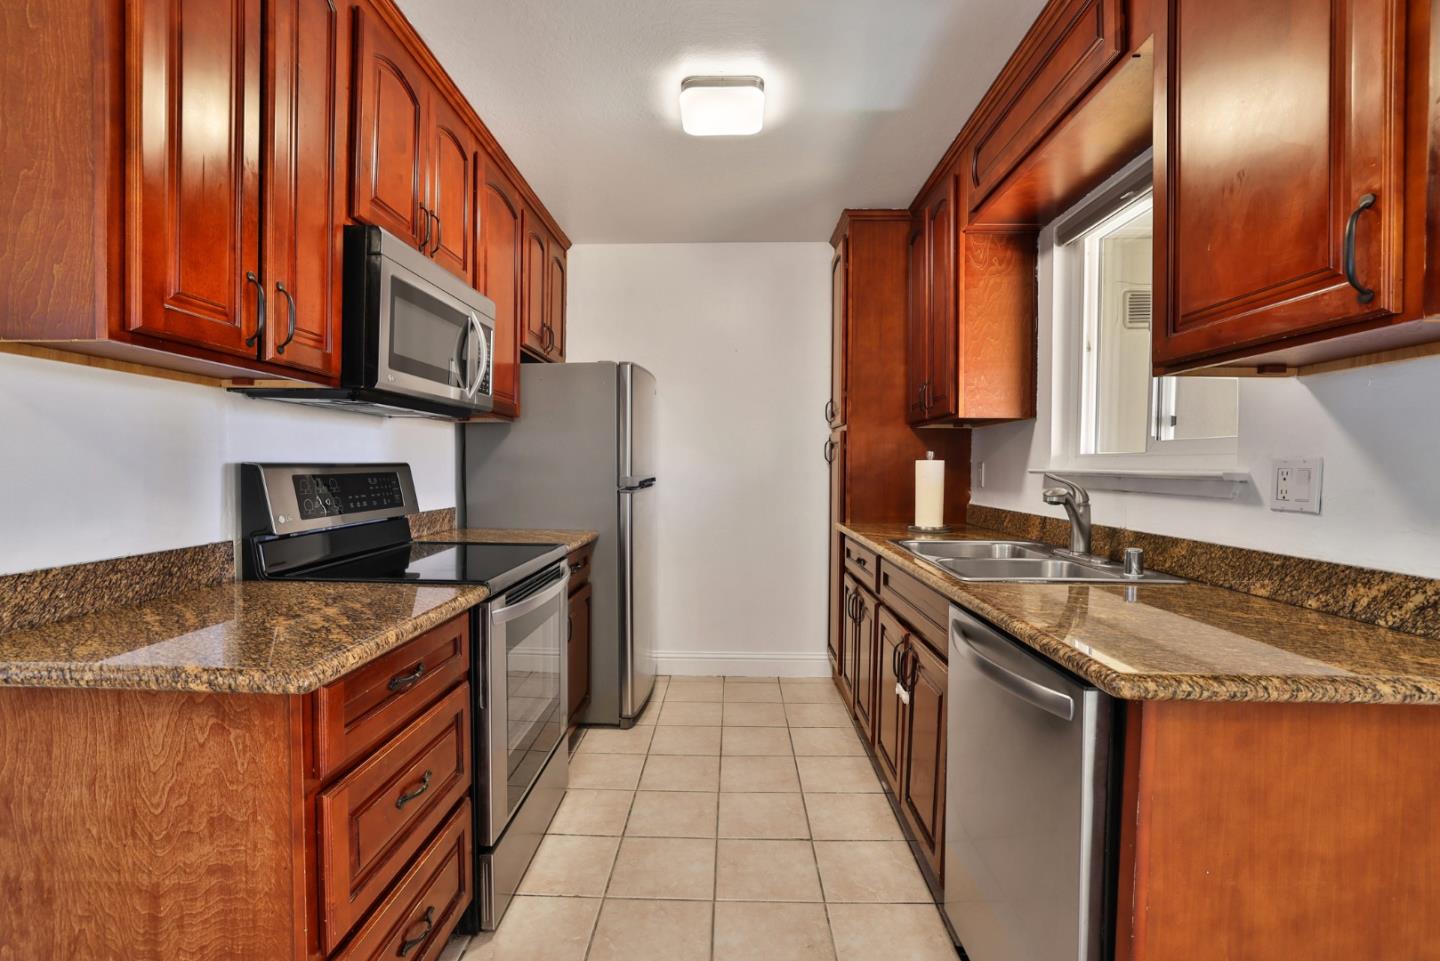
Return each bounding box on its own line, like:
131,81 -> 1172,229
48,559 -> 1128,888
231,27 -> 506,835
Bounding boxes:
451,319 -> 472,394
465,313 -> 488,398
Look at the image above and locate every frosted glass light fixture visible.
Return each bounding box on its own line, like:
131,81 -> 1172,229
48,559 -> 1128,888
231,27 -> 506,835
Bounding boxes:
679,76 -> 765,136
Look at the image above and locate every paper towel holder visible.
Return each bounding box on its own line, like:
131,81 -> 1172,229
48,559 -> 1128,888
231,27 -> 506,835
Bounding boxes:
909,450 -> 955,534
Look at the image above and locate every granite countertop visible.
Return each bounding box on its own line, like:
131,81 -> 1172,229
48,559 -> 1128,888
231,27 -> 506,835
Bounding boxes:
0,528 -> 597,695
841,522 -> 1440,705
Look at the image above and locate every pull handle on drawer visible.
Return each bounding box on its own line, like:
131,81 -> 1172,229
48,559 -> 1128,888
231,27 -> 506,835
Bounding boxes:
395,770 -> 434,809
397,906 -> 435,957
388,661 -> 427,692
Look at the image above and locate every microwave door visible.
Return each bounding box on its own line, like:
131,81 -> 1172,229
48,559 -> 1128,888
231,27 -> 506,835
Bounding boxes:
375,258 -> 475,405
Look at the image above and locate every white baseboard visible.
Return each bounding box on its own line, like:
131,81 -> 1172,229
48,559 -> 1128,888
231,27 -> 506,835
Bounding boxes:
654,650 -> 830,678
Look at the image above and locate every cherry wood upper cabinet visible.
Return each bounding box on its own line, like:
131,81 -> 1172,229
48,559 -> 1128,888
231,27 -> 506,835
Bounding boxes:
126,0 -> 263,358
1153,0 -> 1408,370
480,160 -> 524,417
905,221 -> 929,423
922,180 -> 956,420
545,238 -> 568,362
351,4 -> 428,247
426,94 -> 479,283
521,213 -> 549,359
261,0 -> 344,377
829,240 -> 849,428
966,0 -> 1125,212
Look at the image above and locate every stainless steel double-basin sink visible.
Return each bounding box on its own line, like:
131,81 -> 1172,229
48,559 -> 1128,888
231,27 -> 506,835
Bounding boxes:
893,539 -> 1186,584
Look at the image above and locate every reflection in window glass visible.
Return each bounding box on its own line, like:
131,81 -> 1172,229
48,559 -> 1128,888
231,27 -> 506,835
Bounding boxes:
1075,192 -> 1237,456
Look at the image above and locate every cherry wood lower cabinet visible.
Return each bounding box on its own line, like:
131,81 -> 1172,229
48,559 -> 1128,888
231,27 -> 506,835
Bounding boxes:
0,611 -> 476,960
852,583 -> 879,739
897,636 -> 946,881
871,605 -> 910,800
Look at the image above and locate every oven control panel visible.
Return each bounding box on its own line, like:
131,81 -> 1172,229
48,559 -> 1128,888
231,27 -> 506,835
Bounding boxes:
292,471 -> 406,520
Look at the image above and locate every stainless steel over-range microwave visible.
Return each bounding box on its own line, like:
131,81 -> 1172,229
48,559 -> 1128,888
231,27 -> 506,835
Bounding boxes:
233,224 -> 496,419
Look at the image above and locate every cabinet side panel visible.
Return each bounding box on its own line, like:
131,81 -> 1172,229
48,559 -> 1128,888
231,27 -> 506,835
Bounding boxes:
1129,701 -> 1440,960
0,688 -> 300,960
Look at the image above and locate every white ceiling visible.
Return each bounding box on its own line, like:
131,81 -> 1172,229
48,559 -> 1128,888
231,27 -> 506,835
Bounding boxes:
397,0 -> 1049,243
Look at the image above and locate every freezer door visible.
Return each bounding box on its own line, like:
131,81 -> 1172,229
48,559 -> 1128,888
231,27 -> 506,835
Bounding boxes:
619,482 -> 657,719
618,363 -> 657,486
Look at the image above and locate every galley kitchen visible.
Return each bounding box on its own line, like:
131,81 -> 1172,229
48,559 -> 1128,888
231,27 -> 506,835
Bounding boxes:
3,1 -> 1440,960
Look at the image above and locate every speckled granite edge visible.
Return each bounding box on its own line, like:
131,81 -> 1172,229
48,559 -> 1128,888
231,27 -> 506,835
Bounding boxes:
842,522 -> 1440,704
0,542 -> 235,635
407,507 -> 458,538
966,505 -> 1440,641
416,528 -> 599,553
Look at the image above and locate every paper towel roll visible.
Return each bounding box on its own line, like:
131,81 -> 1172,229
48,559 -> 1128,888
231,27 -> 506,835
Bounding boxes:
915,452 -> 944,529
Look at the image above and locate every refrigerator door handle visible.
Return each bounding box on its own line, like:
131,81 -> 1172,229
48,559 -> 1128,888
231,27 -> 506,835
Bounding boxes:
618,476 -> 657,491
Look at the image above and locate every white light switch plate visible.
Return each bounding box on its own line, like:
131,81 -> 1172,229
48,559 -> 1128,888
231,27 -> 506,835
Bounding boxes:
1271,457 -> 1323,514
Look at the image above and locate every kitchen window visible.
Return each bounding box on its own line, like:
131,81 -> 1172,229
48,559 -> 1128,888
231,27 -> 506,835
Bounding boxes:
1050,159 -> 1239,474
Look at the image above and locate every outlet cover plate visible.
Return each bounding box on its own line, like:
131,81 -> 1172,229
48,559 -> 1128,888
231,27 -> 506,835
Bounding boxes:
1272,457 -> 1323,514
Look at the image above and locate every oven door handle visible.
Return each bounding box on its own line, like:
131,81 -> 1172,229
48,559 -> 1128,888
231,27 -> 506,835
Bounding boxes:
489,568 -> 569,625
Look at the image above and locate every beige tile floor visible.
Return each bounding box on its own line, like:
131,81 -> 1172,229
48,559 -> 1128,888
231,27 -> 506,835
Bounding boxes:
462,675 -> 958,961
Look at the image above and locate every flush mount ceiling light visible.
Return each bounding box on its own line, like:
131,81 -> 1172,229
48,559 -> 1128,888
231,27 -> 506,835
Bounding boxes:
679,76 -> 765,136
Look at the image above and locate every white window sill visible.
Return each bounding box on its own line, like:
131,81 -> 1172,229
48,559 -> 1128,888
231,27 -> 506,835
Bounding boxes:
1029,467 -> 1251,498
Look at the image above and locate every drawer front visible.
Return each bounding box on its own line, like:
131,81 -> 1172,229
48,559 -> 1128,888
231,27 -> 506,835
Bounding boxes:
315,612 -> 470,779
318,683 -> 472,953
566,542 -> 594,594
879,561 -> 948,659
843,538 -> 879,593
968,0 -> 1124,211
334,799 -> 473,961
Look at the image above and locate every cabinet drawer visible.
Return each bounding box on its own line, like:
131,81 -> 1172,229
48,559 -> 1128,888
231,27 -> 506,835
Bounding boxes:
843,538 -> 879,593
318,683 -> 472,953
334,798 -> 473,961
315,612 -> 470,779
879,561 -> 948,658
968,0 -> 1123,211
566,542 -> 594,594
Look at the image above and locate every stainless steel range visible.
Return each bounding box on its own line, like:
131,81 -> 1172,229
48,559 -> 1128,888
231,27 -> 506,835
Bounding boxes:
239,462 -> 570,931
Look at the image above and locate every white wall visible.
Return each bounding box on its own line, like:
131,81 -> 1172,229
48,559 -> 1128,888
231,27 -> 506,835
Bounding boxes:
567,243 -> 832,676
0,352 -> 455,576
971,231 -> 1440,579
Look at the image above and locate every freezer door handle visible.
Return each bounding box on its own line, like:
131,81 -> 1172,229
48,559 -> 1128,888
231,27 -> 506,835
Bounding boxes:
951,611 -> 1075,721
619,476 -> 657,491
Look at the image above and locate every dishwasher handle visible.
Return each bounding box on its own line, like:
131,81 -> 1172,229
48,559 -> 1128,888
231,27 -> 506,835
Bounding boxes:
951,609 -> 1075,721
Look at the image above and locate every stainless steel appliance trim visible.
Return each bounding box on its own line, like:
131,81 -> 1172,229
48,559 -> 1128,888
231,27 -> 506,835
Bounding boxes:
618,488 -> 637,717
952,611 -> 1076,721
245,463 -> 419,538
477,743 -> 568,930
481,563 -> 569,844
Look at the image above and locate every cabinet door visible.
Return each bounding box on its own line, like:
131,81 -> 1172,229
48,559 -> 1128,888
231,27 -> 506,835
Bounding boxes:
567,583 -> 592,723
923,180 -> 956,419
545,238 -> 567,361
839,574 -> 861,711
521,212 -> 548,357
905,218 -> 929,423
1154,0 -> 1406,368
873,606 -> 907,797
351,4 -> 427,245
853,586 -> 878,742
479,160 -> 524,417
829,240 -> 848,428
127,0 -> 262,357
262,0 -> 344,376
426,94 -> 478,283
899,637 -> 947,880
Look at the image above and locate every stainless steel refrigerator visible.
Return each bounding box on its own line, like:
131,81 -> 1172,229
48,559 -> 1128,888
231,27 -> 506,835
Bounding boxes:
461,361 -> 657,727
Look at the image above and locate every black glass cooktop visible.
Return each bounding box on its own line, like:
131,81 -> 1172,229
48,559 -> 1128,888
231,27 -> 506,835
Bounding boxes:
290,540 -> 562,588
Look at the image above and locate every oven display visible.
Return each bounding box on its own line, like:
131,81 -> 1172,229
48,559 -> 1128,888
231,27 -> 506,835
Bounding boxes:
292,472 -> 405,519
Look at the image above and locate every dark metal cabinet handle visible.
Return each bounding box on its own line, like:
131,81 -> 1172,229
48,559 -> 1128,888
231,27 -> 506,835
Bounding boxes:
823,438 -> 837,464
397,906 -> 435,957
388,661 -> 426,692
891,638 -> 904,678
569,559 -> 586,573
919,381 -> 930,410
1343,193 -> 1377,304
568,614 -> 574,642
854,556 -> 868,569
431,211 -> 442,255
244,272 -> 266,348
824,399 -> 836,424
275,282 -> 297,354
395,770 -> 433,809
902,647 -> 920,693
418,205 -> 432,251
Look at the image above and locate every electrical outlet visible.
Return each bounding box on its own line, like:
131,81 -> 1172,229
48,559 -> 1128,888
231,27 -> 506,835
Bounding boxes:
977,461 -> 987,489
1272,457 -> 1322,514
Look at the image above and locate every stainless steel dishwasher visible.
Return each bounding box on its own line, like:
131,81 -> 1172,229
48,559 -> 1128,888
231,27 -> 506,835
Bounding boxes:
945,605 -> 1116,961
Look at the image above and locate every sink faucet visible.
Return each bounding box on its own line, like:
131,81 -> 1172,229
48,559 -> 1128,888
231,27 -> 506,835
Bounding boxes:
1042,474 -> 1092,557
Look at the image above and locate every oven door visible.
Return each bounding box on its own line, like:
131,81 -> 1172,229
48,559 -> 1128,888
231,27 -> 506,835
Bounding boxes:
375,247 -> 492,410
479,563 -> 570,844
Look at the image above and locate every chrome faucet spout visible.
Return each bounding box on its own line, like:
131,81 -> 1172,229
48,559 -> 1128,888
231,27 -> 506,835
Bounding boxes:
1041,474 -> 1092,556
